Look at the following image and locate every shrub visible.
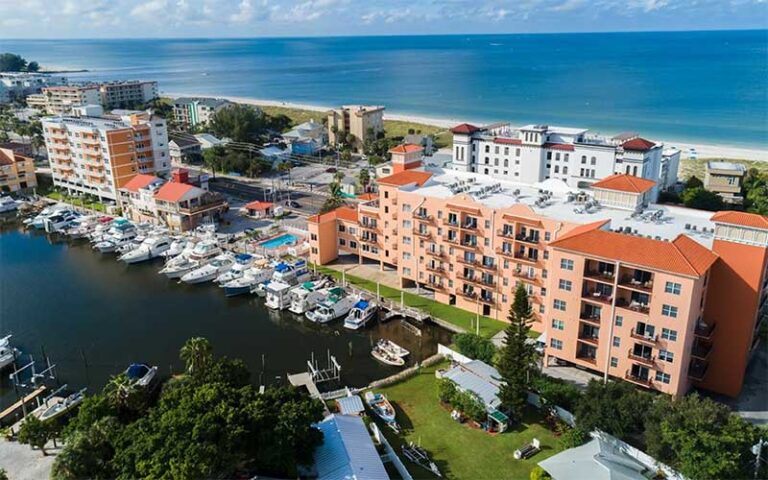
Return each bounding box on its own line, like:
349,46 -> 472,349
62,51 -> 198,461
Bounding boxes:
530,465 -> 551,480
453,333 -> 496,363
532,376 -> 583,411
437,378 -> 457,404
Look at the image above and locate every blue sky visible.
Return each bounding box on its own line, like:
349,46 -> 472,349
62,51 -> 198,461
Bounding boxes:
0,0 -> 766,38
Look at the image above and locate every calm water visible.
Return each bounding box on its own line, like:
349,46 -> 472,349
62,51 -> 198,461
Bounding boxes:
1,31 -> 767,147
0,221 -> 451,409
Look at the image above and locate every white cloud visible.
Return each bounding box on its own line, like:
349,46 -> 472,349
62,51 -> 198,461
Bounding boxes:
130,0 -> 169,18
230,0 -> 254,22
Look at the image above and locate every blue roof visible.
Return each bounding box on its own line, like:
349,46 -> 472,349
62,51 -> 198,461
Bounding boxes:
353,300 -> 369,310
336,395 -> 365,415
274,262 -> 289,272
235,253 -> 253,262
313,415 -> 388,480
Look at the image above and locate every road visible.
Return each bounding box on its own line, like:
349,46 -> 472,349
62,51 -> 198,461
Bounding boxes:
209,176 -> 327,217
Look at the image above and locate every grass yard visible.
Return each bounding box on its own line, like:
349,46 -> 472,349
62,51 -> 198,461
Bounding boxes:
312,264 -> 507,337
679,157 -> 768,181
375,362 -> 563,480
46,191 -> 107,212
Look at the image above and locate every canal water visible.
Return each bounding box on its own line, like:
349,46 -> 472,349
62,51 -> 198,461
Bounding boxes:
0,221 -> 451,409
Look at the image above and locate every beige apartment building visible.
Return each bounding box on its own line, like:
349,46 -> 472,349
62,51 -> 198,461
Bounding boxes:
704,161 -> 747,204
0,146 -> 36,193
27,85 -> 101,115
308,159 -> 768,399
327,105 -> 385,153
42,109 -> 170,201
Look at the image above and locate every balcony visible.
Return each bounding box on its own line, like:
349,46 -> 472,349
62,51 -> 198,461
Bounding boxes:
691,339 -> 713,360
584,260 -> 616,282
515,233 -> 540,245
442,218 -> 459,228
628,349 -> 655,366
444,235 -> 459,245
584,269 -> 616,284
427,280 -> 445,291
579,308 -> 602,324
414,212 -> 433,223
497,228 -> 515,239
582,288 -> 613,305
426,249 -> 445,259
458,240 -> 479,251
425,263 -> 446,274
413,228 -> 431,239
477,260 -> 497,272
576,350 -> 598,365
618,267 -> 654,293
496,247 -> 514,258
630,329 -> 658,343
514,252 -> 540,265
479,276 -> 495,287
694,321 -> 716,339
688,358 -> 709,381
458,289 -> 477,300
625,370 -> 652,386
578,332 -> 599,345
456,255 -> 479,267
615,297 -> 650,314
479,294 -> 495,305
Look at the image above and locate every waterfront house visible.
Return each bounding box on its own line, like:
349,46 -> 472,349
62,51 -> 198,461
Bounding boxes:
704,161 -> 747,204
439,360 -> 509,432
119,173 -> 227,232
307,414 -> 389,480
0,146 -> 36,193
283,119 -> 326,155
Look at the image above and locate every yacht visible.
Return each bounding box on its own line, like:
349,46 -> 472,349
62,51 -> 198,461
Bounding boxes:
265,281 -> 294,310
287,281 -> 330,315
254,260 -> 309,297
214,253 -> 254,284
0,196 -> 18,213
159,240 -> 221,279
343,299 -> 379,330
0,335 -> 19,371
93,223 -> 138,253
43,210 -> 80,233
119,236 -> 172,264
305,287 -> 356,324
125,363 -> 158,388
221,266 -> 273,297
63,215 -> 101,239
89,218 -> 131,243
181,253 -> 235,284
159,236 -> 196,259
24,203 -> 69,229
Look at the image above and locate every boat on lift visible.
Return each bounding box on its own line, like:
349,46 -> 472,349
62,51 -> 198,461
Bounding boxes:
377,339 -> 410,358
343,299 -> 378,330
0,335 -> 20,371
125,363 -> 158,388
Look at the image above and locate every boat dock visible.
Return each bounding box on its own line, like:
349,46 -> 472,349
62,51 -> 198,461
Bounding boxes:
0,386 -> 46,426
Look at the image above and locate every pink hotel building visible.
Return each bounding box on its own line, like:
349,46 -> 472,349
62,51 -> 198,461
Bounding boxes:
308,143 -> 768,398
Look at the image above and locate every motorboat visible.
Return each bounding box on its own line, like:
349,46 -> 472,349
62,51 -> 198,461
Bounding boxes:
119,235 -> 172,264
43,209 -> 80,233
365,391 -> 397,423
159,236 -> 196,259
159,240 -> 221,279
0,335 -> 20,371
0,195 -> 18,213
39,388 -> 87,422
93,223 -> 138,253
24,203 -> 69,229
343,299 -> 378,330
371,344 -> 405,366
305,287 -> 356,324
221,266 -> 273,297
265,281 -> 294,310
287,280 -> 330,315
377,339 -> 410,358
125,363 -> 158,388
214,253 -> 254,284
86,216 -> 121,242
63,215 -> 101,239
181,252 -> 235,284
271,259 -> 311,285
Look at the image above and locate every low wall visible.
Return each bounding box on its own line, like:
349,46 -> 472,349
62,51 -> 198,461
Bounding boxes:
368,353 -> 444,389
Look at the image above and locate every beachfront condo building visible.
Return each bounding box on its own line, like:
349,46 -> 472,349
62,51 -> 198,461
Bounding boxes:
28,81 -> 159,115
0,72 -> 67,104
450,123 -> 681,201
327,105 -> 385,153
172,97 -> 233,127
704,161 -> 747,204
307,153 -> 768,399
42,108 -> 170,201
0,145 -> 37,192
99,80 -> 158,108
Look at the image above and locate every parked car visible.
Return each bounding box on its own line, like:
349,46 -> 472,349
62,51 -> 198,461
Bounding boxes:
284,200 -> 301,208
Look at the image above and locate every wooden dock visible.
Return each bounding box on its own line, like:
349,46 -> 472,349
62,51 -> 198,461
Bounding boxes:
0,386 -> 46,425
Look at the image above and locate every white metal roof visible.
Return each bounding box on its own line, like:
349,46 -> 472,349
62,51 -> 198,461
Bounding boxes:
313,414 -> 389,480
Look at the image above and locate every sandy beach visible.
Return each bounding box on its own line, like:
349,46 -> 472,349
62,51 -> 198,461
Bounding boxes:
166,92 -> 767,162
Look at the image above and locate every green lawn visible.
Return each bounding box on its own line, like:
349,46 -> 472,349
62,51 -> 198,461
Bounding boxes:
46,191 -> 107,212
375,362 -> 563,480
312,264 -> 507,338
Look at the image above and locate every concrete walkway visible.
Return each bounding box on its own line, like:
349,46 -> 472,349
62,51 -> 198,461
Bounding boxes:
0,439 -> 59,480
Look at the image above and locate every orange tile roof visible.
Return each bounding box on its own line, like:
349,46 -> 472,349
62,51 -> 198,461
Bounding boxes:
122,174 -> 161,192
591,174 -> 656,194
622,137 -> 656,152
357,193 -> 378,201
550,229 -> 717,277
389,144 -> 423,154
450,123 -> 480,134
376,170 -> 432,187
554,220 -> 610,242
244,201 -> 273,210
307,206 -> 358,224
711,211 -> 768,230
155,182 -> 196,202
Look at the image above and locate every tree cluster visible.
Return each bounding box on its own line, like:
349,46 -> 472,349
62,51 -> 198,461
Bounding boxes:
742,167 -> 768,215
0,53 -> 39,72
453,333 -> 496,364
208,104 -> 291,143
50,337 -> 325,480
660,169 -> 768,214
202,145 -> 271,178
436,378 -> 487,423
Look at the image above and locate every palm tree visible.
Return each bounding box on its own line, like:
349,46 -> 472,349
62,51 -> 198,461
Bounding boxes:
104,373 -> 134,410
180,337 -> 213,375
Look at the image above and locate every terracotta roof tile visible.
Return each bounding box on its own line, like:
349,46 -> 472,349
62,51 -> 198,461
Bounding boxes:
494,137 -> 522,145
155,182 -> 196,202
622,137 -> 656,152
450,123 -> 480,134
711,211 -> 768,230
121,174 -> 161,192
376,170 -> 432,187
244,201 -> 273,210
591,174 -> 656,194
389,144 -> 423,154
542,143 -> 575,151
357,193 -> 378,201
551,229 -> 717,277
308,206 -> 358,224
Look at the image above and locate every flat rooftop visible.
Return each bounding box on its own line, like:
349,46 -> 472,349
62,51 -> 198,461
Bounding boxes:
406,167 -> 717,247
707,161 -> 747,172
43,115 -> 132,130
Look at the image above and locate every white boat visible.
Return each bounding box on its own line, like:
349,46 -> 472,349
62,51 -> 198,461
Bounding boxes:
365,391 -> 398,423
371,345 -> 405,366
39,388 -> 87,422
0,196 -> 18,213
214,253 -> 254,284
119,236 -> 172,264
93,223 -> 138,253
24,203 -> 69,229
43,210 -> 80,233
221,266 -> 273,297
343,299 -> 378,330
0,335 -> 19,371
377,339 -> 410,358
271,259 -> 311,285
305,287 -> 356,324
160,236 -> 197,260
159,240 -> 221,279
181,252 -> 235,284
125,363 -> 158,388
63,215 -> 102,239
287,281 -> 330,315
87,217 -> 123,242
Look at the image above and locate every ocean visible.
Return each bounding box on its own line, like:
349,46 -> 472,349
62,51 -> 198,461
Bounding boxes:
1,30 -> 766,147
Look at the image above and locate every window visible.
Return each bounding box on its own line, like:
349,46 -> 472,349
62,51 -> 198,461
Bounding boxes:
403,267 -> 411,276
615,316 -> 623,326
610,357 -> 618,368
553,299 -> 567,311
655,372 -> 671,384
558,279 -> 572,291
665,282 -> 682,295
551,319 -> 565,330
659,350 -> 674,363
560,258 -> 574,270
581,155 -> 587,164
546,152 -> 552,160
310,233 -> 318,241
613,336 -> 621,347
339,239 -> 346,246
544,232 -> 551,241
661,328 -> 677,341
590,156 -> 596,165
661,304 -> 678,318
550,339 -> 563,350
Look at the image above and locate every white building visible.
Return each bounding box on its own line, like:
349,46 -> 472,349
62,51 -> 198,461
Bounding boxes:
451,123 -> 671,201
0,72 -> 67,103
99,80 -> 158,108
173,97 -> 233,127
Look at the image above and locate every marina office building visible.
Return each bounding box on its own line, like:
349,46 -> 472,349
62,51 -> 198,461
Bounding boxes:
308,145 -> 767,398
450,123 -> 681,201
42,107 -> 171,201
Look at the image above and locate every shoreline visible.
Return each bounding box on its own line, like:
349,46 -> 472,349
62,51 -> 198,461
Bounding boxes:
167,91 -> 767,162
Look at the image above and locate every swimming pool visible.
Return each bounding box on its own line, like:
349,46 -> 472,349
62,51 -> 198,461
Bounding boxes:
259,233 -> 299,250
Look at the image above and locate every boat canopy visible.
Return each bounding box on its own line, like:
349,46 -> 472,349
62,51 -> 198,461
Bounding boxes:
328,287 -> 345,301
235,253 -> 253,262
126,363 -> 150,379
354,300 -> 369,310
274,262 -> 289,272
302,281 -> 315,290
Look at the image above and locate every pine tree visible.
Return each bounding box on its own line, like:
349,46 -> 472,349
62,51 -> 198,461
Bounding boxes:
497,284 -> 538,420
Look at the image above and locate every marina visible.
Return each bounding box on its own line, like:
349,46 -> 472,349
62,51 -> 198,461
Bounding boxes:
0,216 -> 452,410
